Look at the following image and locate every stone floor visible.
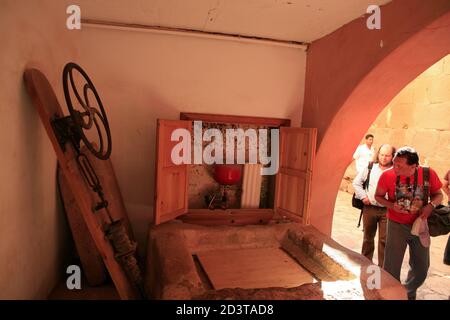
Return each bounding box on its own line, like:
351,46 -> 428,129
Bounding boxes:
332,191 -> 450,300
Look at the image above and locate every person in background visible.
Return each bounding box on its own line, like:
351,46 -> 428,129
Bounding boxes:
442,169 -> 450,265
353,134 -> 375,174
353,144 -> 395,267
375,147 -> 443,300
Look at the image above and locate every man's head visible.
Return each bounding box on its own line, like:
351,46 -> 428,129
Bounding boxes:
376,144 -> 395,167
365,134 -> 374,147
393,146 -> 419,176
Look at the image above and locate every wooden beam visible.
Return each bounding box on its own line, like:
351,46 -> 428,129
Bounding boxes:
180,112 -> 291,127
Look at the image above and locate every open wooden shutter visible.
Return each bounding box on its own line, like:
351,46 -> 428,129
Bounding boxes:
154,119 -> 191,225
274,127 -> 317,224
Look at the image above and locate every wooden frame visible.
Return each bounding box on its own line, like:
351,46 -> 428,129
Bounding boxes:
180,112 -> 291,127
154,113 -> 316,226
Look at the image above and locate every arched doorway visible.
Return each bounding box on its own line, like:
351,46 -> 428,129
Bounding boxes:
302,2 -> 450,236
330,53 -> 450,299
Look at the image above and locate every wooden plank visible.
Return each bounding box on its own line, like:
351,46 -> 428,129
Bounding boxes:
154,119 -> 190,225
57,144 -> 135,286
187,209 -> 274,214
180,112 -> 291,127
274,208 -> 302,223
276,173 -> 305,217
179,209 -> 274,225
24,68 -> 141,299
196,248 -> 314,290
278,167 -> 309,179
58,168 -> 108,286
84,145 -> 134,239
274,127 -> 317,225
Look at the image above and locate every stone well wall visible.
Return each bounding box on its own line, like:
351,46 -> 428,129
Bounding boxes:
341,54 -> 450,204
146,221 -> 406,300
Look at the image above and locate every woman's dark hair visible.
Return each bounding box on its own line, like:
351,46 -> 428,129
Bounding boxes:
393,146 -> 419,165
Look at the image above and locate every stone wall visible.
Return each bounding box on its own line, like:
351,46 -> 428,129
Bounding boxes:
341,54 -> 450,204
188,122 -> 275,209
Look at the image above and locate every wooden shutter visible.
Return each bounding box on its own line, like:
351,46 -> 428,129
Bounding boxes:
154,119 -> 191,225
274,127 -> 317,224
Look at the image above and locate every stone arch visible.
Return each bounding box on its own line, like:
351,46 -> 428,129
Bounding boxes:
302,2 -> 450,235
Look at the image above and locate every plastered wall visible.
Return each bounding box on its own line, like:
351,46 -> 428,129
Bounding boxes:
76,26 -> 306,250
0,0 -> 79,299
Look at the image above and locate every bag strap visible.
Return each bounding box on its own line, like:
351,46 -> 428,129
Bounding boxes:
412,168 -> 418,198
363,161 -> 374,190
423,166 -> 430,204
357,162 -> 373,229
396,168 -> 419,198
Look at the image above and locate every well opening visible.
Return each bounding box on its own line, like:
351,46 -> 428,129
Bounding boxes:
145,221 -> 405,300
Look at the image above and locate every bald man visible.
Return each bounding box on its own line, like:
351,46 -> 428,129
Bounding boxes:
353,144 -> 396,267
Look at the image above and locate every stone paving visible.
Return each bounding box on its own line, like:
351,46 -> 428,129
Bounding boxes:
332,191 -> 450,300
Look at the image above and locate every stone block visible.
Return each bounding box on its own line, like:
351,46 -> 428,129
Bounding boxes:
403,128 -> 417,147
424,159 -> 449,178
427,74 -> 450,104
411,77 -> 433,104
422,59 -> 444,77
443,55 -> 450,75
410,130 -> 440,162
436,131 -> 450,160
339,179 -> 349,192
343,162 -> 357,179
386,103 -> 414,129
413,102 -> 450,130
372,107 -> 389,127
148,231 -> 204,299
371,127 -> 392,147
390,84 -> 414,105
387,129 -> 408,149
346,183 -> 355,194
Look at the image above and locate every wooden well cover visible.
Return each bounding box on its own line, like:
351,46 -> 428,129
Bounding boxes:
196,247 -> 315,290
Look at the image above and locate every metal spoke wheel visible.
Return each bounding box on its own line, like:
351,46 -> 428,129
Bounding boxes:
63,62 -> 112,160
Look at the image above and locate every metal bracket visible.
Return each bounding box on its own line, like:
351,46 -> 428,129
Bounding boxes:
51,114 -> 82,153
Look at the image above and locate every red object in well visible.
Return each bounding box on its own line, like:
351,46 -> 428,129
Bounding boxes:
214,165 -> 242,185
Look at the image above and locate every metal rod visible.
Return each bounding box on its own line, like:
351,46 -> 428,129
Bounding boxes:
81,18 -> 309,50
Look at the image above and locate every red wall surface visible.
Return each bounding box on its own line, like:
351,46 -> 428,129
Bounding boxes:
302,0 -> 450,235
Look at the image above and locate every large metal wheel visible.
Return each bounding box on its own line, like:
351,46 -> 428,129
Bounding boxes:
63,62 -> 112,160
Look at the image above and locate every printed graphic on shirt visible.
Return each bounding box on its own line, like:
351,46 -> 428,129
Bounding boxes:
395,183 -> 424,214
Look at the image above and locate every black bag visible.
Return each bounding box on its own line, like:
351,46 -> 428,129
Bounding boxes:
352,193 -> 364,210
423,167 -> 450,237
352,162 -> 374,210
427,205 -> 450,237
